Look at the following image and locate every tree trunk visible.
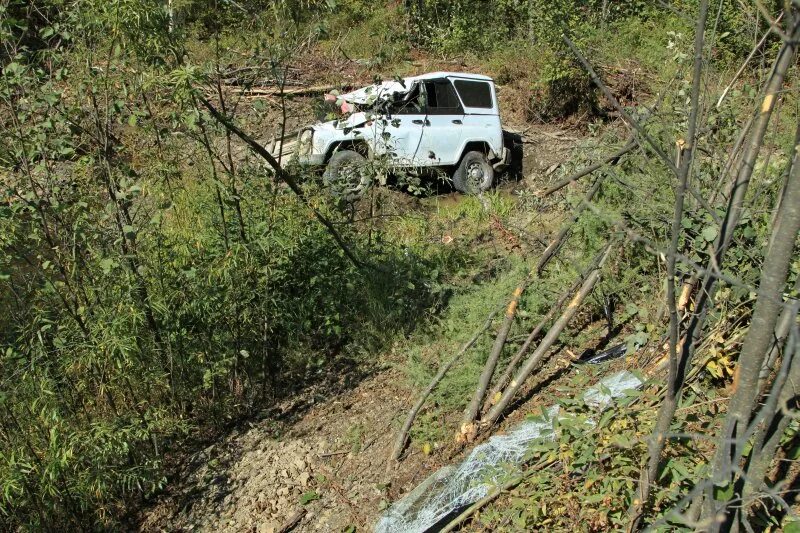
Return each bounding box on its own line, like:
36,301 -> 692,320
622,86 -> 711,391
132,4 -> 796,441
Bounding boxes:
484,247 -> 610,413
629,12 -> 799,529
390,310 -> 498,464
483,242 -> 614,428
460,279 -> 530,437
703,107 -> 800,529
742,323 -> 799,506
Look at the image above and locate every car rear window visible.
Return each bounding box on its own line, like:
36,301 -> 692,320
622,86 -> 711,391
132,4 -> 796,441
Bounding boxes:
453,80 -> 493,108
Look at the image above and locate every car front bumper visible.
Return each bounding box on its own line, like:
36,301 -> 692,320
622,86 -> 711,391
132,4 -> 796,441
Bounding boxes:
296,153 -> 326,166
492,147 -> 511,171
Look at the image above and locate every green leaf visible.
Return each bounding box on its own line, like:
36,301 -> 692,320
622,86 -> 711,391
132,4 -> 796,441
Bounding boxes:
702,226 -> 718,242
712,481 -> 734,502
583,492 -> 606,503
128,114 -> 138,127
784,520 -> 800,533
299,490 -> 320,505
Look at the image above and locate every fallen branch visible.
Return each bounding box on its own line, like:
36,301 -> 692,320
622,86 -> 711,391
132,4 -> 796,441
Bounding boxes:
537,174 -> 606,273
319,450 -> 350,458
563,34 -> 721,226
537,140 -> 635,197
234,83 -> 352,97
277,508 -> 306,533
388,309 -> 499,466
534,75 -> 675,199
460,276 -> 534,441
483,248 -> 610,413
439,458 -> 558,533
483,242 -> 614,427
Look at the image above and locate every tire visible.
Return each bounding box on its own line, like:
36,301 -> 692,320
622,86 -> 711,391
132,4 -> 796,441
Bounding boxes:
323,150 -> 368,199
453,151 -> 494,194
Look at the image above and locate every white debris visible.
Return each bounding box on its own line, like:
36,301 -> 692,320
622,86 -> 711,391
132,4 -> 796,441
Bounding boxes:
375,370 -> 643,533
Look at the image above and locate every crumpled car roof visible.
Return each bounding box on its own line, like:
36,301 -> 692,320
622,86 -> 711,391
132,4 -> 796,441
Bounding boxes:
337,71 -> 492,105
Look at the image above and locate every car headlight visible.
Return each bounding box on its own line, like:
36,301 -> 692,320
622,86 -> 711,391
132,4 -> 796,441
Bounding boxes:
299,129 -> 313,155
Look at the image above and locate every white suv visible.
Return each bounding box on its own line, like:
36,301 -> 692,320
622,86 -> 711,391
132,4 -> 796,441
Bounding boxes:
276,72 -> 510,194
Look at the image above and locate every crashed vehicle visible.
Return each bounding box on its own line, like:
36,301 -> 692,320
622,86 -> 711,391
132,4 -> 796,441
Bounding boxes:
273,72 -> 512,195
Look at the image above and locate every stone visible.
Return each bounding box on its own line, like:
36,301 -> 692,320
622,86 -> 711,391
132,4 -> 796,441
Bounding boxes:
256,522 -> 278,533
298,472 -> 311,487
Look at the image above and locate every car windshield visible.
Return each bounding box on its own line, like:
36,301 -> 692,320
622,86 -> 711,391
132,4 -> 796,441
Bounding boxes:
387,83 -> 425,115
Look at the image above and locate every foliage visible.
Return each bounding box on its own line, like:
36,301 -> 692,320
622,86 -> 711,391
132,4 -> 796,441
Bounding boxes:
1,0 -> 797,529
473,377 -> 731,531
0,0 -> 444,527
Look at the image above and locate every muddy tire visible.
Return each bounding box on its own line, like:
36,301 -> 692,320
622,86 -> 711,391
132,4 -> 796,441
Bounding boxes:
323,150 -> 368,199
453,151 -> 494,194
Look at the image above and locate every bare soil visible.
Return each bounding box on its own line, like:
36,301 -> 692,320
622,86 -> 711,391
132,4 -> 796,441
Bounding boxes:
137,367 -> 444,533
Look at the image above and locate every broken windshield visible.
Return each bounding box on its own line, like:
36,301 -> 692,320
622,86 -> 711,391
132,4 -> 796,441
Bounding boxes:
386,83 -> 425,115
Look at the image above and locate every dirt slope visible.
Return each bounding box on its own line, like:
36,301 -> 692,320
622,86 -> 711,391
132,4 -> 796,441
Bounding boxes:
137,368 -> 447,532
137,339 -> 633,533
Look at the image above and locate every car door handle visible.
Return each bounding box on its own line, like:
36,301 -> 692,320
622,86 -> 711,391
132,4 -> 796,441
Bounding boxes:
452,119 -> 462,125
412,119 -> 430,125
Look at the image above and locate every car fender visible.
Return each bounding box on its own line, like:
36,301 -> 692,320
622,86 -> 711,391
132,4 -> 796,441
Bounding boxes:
455,135 -> 504,164
317,127 -> 378,162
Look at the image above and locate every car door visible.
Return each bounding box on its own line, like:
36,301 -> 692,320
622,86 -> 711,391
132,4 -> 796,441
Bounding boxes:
373,82 -> 427,165
416,79 -> 464,166
449,77 -> 503,158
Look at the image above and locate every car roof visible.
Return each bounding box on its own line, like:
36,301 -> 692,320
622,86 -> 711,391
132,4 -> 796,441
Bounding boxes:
407,71 -> 493,82
337,72 -> 494,105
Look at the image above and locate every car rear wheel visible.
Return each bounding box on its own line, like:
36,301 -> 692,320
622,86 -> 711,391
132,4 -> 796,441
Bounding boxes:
323,150 -> 368,199
453,151 -> 494,194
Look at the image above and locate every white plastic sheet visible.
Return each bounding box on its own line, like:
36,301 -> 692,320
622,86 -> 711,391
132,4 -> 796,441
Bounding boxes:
376,370 -> 642,533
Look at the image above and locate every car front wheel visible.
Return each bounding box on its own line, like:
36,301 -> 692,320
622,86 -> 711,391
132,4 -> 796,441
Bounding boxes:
453,151 -> 494,194
323,150 -> 368,199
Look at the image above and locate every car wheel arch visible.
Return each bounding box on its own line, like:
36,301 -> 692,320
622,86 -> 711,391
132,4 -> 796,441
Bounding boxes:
458,140 -> 496,164
325,140 -> 371,163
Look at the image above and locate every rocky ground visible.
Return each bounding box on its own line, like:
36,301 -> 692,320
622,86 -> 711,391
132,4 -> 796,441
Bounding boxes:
137,367 -> 453,532
136,332 -> 633,533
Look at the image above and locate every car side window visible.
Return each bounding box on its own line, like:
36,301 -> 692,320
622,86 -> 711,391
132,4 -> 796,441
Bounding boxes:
423,80 -> 463,115
453,79 -> 493,108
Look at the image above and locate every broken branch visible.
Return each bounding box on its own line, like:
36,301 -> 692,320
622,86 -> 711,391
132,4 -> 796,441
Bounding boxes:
388,309 -> 500,465
537,140 -> 634,197
198,96 -> 364,269
483,242 -> 615,428
460,276 -> 533,440
233,83 -> 352,97
439,457 -> 558,533
484,246 -> 611,413
277,508 -> 306,533
537,174 -> 606,273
